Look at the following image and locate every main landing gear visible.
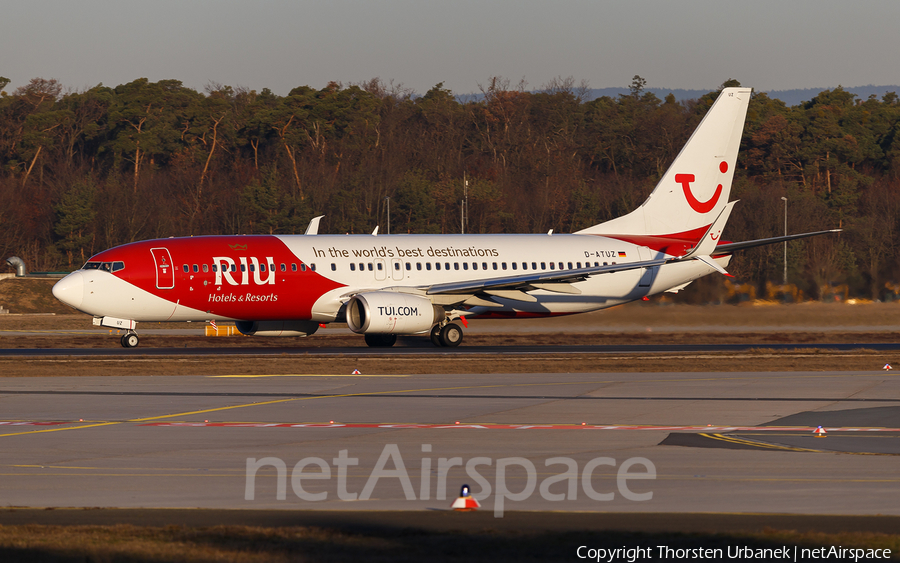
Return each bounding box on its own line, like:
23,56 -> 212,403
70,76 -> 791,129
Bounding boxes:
430,322 -> 463,347
120,331 -> 139,348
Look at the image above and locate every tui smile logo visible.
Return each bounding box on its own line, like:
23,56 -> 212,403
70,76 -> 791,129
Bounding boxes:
675,161 -> 729,214
229,243 -> 248,251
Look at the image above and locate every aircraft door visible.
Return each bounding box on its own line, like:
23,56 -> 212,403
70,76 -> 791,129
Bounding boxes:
390,258 -> 404,281
150,247 -> 175,289
374,258 -> 387,281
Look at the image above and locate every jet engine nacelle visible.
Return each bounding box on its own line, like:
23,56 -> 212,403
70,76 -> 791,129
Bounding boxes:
234,320 -> 320,337
346,292 -> 445,335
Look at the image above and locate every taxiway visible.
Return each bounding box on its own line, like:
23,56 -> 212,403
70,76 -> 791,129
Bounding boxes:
1,369 -> 898,515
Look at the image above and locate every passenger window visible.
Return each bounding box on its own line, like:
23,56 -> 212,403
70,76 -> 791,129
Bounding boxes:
532,262 -> 537,270
445,262 -> 450,270
426,263 -> 431,271
183,264 -> 189,273
414,262 -> 421,271
311,264 -> 316,271
512,263 -> 517,270
603,262 -> 608,266
240,264 -> 246,273
202,264 -> 208,273
502,263 -> 507,270
394,262 -> 400,270
350,263 -> 356,271
577,262 -> 582,269
367,263 -> 373,271
435,263 -> 441,270
406,262 -> 411,271
568,262 -> 573,269
540,262 -> 546,270
454,263 -> 459,271
471,263 -> 477,270
377,262 -> 383,271
550,263 -> 555,270
522,262 -> 527,270
269,263 -> 275,271
261,264 -> 266,272
292,263 -> 298,272
192,264 -> 198,273
212,264 -> 218,272
231,264 -> 237,272
249,264 -> 255,272
482,262 -> 488,270
493,262 -> 498,270
331,263 -> 336,271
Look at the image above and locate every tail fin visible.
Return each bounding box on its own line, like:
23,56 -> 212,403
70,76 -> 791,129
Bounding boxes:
577,87 -> 752,238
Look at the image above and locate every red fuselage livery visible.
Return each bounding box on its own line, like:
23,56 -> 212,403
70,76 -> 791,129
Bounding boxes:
86,236 -> 345,321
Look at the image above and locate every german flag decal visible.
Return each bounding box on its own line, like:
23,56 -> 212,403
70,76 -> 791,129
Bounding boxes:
618,251 -> 627,257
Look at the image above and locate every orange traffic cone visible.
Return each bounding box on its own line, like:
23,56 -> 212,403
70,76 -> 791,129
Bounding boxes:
450,484 -> 480,511
813,426 -> 827,438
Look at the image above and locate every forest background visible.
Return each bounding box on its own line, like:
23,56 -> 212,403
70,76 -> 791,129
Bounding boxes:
1,75 -> 898,302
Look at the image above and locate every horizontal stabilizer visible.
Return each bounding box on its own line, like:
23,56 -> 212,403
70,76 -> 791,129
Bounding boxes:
695,255 -> 733,277
715,229 -> 841,254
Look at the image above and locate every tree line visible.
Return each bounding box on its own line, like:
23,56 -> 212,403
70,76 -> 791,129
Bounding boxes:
1,75 -> 898,301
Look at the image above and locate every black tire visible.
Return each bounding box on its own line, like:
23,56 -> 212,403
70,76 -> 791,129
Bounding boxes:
121,333 -> 139,348
430,325 -> 443,346
364,333 -> 397,347
439,323 -> 463,347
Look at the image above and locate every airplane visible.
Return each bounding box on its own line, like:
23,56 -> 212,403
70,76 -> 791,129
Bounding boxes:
51,87 -> 838,348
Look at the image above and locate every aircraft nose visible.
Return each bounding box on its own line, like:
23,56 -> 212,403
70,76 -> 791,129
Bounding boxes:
52,271 -> 84,309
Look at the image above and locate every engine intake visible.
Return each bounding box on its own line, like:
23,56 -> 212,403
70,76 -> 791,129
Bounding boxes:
234,320 -> 320,337
346,292 -> 444,334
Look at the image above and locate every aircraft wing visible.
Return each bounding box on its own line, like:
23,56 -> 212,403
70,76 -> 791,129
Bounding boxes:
423,257 -> 671,296
714,229 -> 841,254
423,204 -> 738,297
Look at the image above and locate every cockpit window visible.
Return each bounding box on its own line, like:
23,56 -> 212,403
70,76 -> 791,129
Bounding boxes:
83,261 -> 125,273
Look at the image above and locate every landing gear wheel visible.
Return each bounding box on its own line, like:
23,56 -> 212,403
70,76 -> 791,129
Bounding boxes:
430,324 -> 443,347
120,332 -> 139,348
439,323 -> 463,347
364,333 -> 397,347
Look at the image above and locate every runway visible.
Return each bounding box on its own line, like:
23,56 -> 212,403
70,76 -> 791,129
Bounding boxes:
4,341 -> 900,357
1,369 -> 899,516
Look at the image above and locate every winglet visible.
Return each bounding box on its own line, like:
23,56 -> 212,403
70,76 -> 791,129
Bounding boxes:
304,215 -> 324,235
682,201 -> 736,259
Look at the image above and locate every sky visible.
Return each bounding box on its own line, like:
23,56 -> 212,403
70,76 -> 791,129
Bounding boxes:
2,0 -> 899,97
